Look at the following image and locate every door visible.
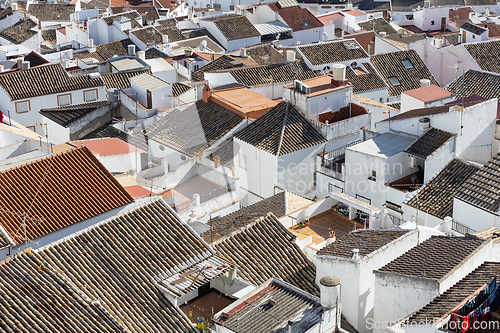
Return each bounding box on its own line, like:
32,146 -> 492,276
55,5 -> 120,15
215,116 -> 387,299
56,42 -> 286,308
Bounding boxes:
146,89 -> 152,109
441,17 -> 446,31
462,30 -> 466,43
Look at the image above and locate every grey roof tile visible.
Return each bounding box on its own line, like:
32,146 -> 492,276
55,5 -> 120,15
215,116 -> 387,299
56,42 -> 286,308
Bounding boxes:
358,17 -> 397,34
297,40 -> 369,66
40,101 -> 110,127
204,15 -> 259,40
405,128 -> 453,158
464,41 -> 500,74
445,69 -> 500,99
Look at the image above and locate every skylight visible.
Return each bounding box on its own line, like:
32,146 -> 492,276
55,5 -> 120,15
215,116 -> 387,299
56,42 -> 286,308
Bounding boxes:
401,59 -> 414,69
388,76 -> 401,86
300,20 -> 309,27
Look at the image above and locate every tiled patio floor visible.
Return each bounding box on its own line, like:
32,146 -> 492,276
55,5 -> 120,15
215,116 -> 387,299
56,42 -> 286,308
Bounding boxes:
290,210 -> 365,244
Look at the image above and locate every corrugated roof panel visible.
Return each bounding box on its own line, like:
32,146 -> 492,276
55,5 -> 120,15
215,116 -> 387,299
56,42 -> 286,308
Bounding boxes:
254,20 -> 292,35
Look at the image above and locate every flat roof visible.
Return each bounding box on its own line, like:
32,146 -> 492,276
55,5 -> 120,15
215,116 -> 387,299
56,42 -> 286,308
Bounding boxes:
347,133 -> 416,158
344,9 -> 365,16
73,137 -> 145,156
403,84 -> 454,103
109,56 -> 148,71
211,86 -> 277,118
130,73 -> 170,91
285,74 -> 350,97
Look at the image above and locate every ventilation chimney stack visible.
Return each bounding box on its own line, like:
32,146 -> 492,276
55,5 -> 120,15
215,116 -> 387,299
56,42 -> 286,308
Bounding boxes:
16,57 -> 24,69
331,64 -> 348,87
21,61 -> 30,70
128,44 -> 136,56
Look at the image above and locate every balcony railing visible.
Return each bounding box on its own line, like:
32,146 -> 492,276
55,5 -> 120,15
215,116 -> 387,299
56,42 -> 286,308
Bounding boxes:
452,220 -> 477,235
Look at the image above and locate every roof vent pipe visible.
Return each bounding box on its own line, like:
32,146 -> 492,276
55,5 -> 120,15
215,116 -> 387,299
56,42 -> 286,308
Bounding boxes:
21,61 -> 30,70
319,276 -> 341,309
128,44 -> 136,56
332,63 -> 346,81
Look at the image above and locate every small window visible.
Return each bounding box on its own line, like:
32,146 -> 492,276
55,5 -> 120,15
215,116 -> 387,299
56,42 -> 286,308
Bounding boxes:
159,145 -> 165,151
15,100 -> 30,113
431,20 -> 435,25
58,94 -> 71,106
84,89 -> 97,102
472,34 -> 476,39
379,97 -> 383,102
369,169 -> 376,181
401,59 -> 414,69
194,64 -> 199,71
300,20 -> 309,27
388,76 -> 401,86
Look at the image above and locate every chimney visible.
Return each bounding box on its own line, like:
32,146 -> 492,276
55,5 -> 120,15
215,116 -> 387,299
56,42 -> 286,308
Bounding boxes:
319,276 -> 340,309
286,50 -> 296,62
288,321 -> 293,333
420,79 -> 431,87
16,57 -> 24,69
138,51 -> 146,60
352,248 -> 360,260
202,83 -> 212,103
188,11 -> 194,20
185,47 -> 193,57
240,47 -> 247,57
379,31 -> 386,37
88,39 -> 94,48
485,7 -> 490,16
367,41 -> 374,55
21,61 -> 30,70
128,44 -> 136,56
331,63 -> 348,87
162,34 -> 169,44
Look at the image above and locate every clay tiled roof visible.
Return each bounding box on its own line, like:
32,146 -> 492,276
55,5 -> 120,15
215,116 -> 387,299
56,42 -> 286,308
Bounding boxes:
317,230 -> 410,258
235,101 -> 326,155
172,82 -> 192,96
0,147 -> 133,244
0,18 -> 37,44
147,100 -> 244,156
11,50 -> 49,69
207,137 -> 234,167
227,61 -> 321,87
405,128 -> 453,158
157,26 -> 186,42
346,31 -> 376,54
102,11 -> 141,25
0,7 -> 13,21
145,47 -> 168,59
201,191 -> 311,242
205,15 -> 259,40
131,26 -> 163,46
73,50 -> 107,63
101,68 -> 152,90
191,55 -> 258,81
171,35 -> 224,53
246,44 -> 286,65
92,125 -> 149,151
27,3 -> 75,21
446,70 -> 500,99
464,40 -> 500,74
381,33 -> 427,50
0,63 -> 104,101
358,17 -> 397,35
455,153 -> 500,212
473,227 -> 500,243
95,38 -> 137,60
449,7 -> 473,27
268,3 -> 323,32
406,159 -> 480,219
0,250 -> 124,333
377,235 -> 486,281
181,28 -> 221,47
156,17 -> 176,28
345,62 -> 388,93
408,262 -> 500,323
40,101 -> 110,127
211,213 -> 319,296
42,29 -> 57,45
370,50 -> 439,96
487,23 -> 500,38
381,101 -> 481,122
37,199 -> 208,333
297,40 -> 369,66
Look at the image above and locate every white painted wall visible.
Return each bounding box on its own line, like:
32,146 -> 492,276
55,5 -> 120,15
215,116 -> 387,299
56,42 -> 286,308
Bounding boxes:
453,197 -> 499,231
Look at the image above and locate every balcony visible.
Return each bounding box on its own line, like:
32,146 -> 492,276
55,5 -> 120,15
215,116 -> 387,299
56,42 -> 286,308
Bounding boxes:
386,171 -> 421,192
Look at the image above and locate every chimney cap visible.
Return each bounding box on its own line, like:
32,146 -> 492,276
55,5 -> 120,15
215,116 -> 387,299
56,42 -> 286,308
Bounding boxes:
320,276 -> 340,287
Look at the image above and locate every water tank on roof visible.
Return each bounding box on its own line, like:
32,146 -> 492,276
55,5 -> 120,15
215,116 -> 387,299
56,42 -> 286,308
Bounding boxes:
332,63 -> 346,81
419,117 -> 430,133
108,88 -> 120,103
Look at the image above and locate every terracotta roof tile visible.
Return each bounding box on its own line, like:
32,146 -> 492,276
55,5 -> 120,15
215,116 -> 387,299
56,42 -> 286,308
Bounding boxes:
268,3 -> 323,32
406,158 -> 480,219
40,101 -> 110,127
27,3 -> 75,21
212,213 -> 319,296
405,128 -> 453,158
455,153 -> 500,212
0,18 -> 37,44
317,229 -> 410,258
191,55 -> 258,81
0,63 -> 104,100
11,50 -> 49,69
370,50 -> 439,96
95,38 -> 137,60
297,40 -> 369,66
147,100 -> 244,156
235,101 -> 326,155
345,62 -> 388,93
156,26 -> 186,42
102,11 -> 141,25
0,147 -> 133,244
464,40 -> 500,74
446,69 -> 500,99
101,68 -> 152,90
486,22 -> 500,37
204,15 -> 259,40
245,44 -> 286,64
377,235 -> 486,280
408,262 -> 500,323
346,31 -> 375,53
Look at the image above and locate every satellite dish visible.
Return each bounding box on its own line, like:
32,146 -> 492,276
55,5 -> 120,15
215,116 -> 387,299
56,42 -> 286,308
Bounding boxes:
199,39 -> 207,52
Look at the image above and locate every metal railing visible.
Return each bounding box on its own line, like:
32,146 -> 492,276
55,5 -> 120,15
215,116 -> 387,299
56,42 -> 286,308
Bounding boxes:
452,220 -> 477,235
325,139 -> 362,160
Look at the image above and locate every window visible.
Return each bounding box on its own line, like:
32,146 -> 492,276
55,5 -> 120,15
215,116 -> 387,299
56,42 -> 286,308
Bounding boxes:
300,20 -> 309,27
57,94 -> 72,106
368,169 -> 376,181
388,76 -> 401,86
473,34 -> 476,39
84,89 -> 97,102
355,194 -> 371,205
431,20 -> 435,25
15,100 -> 30,113
401,59 -> 414,69
194,64 -> 199,71
328,183 -> 343,194
379,97 -> 383,102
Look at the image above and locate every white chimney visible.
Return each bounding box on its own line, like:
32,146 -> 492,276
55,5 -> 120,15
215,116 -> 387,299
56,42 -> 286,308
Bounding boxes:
352,248 -> 360,260
420,78 -> 431,87
162,34 -> 169,44
368,42 -> 374,55
419,117 -> 430,132
0,64 -> 3,72
16,57 -> 24,69
287,50 -> 296,62
128,44 -> 136,56
319,276 -> 340,309
435,38 -> 443,48
138,51 -> 145,60
88,39 -> 94,48
188,11 -> 194,20
296,41 -> 301,45
485,7 -> 490,16
443,216 -> 453,234
379,31 -> 386,37
185,47 -> 193,56
21,61 -> 30,70
240,48 -> 247,57
10,2 -> 18,11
